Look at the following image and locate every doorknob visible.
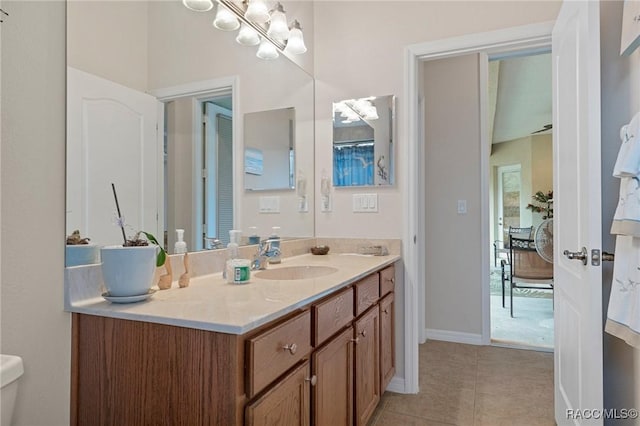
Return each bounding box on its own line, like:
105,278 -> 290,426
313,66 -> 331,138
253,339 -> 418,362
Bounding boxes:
563,247 -> 588,265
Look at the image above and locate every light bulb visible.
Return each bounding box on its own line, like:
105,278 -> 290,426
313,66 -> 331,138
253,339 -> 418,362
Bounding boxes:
256,38 -> 279,60
236,22 -> 260,46
267,4 -> 289,41
182,0 -> 213,12
285,27 -> 307,54
245,0 -> 269,24
213,5 -> 240,31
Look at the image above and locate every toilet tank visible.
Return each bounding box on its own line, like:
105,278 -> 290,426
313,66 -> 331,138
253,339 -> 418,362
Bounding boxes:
1,355 -> 24,426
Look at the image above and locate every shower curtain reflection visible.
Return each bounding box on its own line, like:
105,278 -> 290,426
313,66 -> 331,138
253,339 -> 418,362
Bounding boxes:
333,142 -> 374,186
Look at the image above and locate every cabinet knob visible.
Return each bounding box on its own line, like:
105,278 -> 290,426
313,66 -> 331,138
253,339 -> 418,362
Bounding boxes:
390,277 -> 395,284
282,343 -> 297,355
350,337 -> 359,344
383,308 -> 389,315
360,330 -> 367,338
305,375 -> 317,386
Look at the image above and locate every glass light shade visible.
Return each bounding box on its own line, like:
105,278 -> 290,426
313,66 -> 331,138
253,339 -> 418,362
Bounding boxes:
256,38 -> 279,60
182,0 -> 213,12
245,0 -> 269,24
267,9 -> 289,41
285,27 -> 307,54
213,5 -> 240,31
236,22 -> 260,46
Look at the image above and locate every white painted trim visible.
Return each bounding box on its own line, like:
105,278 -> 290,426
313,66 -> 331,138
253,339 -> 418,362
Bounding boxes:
385,376 -> 407,394
402,44 -> 420,395
479,52 -> 491,346
150,76 -> 237,101
425,329 -> 483,346
405,21 -> 554,393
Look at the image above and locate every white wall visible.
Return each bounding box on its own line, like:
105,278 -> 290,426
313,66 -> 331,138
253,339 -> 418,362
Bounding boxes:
600,1 -> 640,421
314,0 -> 561,239
1,2 -> 69,425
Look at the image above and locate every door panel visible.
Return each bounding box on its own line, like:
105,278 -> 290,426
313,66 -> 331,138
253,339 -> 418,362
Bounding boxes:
67,67 -> 161,246
552,1 -> 603,423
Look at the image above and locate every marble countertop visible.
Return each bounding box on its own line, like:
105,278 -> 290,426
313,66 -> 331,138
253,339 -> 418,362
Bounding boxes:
66,253 -> 400,335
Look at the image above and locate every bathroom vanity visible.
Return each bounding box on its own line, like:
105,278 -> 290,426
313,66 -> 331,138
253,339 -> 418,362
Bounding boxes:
68,253 -> 399,425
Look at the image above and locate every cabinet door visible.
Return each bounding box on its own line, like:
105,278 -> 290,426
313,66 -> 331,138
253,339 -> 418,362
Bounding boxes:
379,293 -> 395,391
245,361 -> 311,426
354,306 -> 380,426
312,326 -> 354,426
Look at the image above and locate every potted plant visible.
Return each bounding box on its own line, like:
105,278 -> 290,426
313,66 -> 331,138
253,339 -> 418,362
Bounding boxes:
65,230 -> 100,267
100,184 -> 167,298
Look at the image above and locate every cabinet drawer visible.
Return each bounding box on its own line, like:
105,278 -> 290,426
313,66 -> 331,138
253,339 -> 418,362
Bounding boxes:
354,274 -> 380,316
379,265 -> 395,296
247,310 -> 312,398
313,287 -> 354,347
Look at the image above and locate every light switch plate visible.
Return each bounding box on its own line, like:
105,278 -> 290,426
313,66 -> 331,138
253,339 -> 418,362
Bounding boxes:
259,196 -> 280,213
457,199 -> 467,215
353,194 -> 378,213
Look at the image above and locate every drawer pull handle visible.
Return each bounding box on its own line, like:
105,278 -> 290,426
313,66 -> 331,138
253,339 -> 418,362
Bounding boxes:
305,375 -> 317,386
360,330 -> 367,338
282,343 -> 298,355
350,337 -> 359,344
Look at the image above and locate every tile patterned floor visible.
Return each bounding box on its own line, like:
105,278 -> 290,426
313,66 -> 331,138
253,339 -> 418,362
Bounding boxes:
369,340 -> 555,426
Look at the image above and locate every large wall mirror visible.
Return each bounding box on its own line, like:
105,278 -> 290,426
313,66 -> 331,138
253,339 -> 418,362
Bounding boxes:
332,95 -> 395,187
244,107 -> 295,191
66,1 -> 315,257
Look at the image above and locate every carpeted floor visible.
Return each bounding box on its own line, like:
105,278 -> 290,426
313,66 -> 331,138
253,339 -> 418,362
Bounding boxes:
490,269 -> 554,350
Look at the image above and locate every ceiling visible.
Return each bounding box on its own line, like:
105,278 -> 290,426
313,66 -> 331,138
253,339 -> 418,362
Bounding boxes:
489,53 -> 552,144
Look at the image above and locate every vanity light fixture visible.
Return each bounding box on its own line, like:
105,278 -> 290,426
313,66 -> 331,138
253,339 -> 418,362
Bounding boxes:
183,0 -> 308,60
183,0 -> 214,12
213,3 -> 240,31
266,3 -> 290,41
236,22 -> 261,46
284,20 -> 307,54
244,0 -> 270,24
256,37 -> 279,60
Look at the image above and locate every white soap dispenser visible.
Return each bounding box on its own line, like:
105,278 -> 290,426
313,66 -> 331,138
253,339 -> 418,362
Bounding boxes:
174,229 -> 187,254
268,226 -> 281,264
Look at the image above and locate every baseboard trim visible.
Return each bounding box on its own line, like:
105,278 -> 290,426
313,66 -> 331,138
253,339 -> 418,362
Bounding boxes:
424,328 -> 483,345
385,376 -> 409,394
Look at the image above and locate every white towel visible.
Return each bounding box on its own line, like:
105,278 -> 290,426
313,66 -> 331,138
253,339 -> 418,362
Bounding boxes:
613,111 -> 640,177
605,235 -> 640,348
606,114 -> 640,348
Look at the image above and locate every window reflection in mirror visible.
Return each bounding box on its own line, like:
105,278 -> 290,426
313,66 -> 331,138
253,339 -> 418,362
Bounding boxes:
332,95 -> 395,187
244,107 -> 295,191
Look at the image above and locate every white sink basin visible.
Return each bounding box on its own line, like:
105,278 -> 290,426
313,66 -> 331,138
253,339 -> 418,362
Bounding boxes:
254,265 -> 338,280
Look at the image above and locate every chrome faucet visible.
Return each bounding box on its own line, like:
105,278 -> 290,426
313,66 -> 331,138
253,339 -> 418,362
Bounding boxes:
204,236 -> 224,250
252,239 -> 281,270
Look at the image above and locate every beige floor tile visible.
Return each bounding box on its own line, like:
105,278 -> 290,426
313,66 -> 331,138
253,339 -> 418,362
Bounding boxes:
371,411 -> 456,426
374,342 -> 553,426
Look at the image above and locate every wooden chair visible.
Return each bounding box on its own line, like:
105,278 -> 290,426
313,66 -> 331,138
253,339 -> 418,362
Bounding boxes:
502,236 -> 553,317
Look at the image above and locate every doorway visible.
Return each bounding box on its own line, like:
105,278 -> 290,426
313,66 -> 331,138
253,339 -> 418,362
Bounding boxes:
488,52 -> 554,350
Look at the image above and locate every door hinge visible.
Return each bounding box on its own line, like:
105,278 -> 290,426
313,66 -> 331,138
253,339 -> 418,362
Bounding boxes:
201,168 -> 207,179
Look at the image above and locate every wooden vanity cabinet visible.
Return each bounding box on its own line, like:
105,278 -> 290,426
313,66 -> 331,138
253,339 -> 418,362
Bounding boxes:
354,305 -> 380,426
245,361 -> 311,426
312,326 -> 354,426
71,262 -> 397,426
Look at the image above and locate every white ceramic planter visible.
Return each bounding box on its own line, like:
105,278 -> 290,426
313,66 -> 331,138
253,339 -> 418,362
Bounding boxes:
100,245 -> 158,297
66,244 -> 100,267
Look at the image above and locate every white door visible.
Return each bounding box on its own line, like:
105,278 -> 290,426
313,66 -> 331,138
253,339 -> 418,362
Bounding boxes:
67,67 -> 162,246
552,1 -> 603,424
497,164 -> 522,242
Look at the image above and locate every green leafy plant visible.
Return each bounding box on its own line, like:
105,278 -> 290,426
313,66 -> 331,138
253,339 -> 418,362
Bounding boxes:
111,183 -> 166,267
526,190 -> 553,219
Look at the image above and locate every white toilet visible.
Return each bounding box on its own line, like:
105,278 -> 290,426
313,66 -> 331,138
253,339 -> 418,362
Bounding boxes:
1,355 -> 24,425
